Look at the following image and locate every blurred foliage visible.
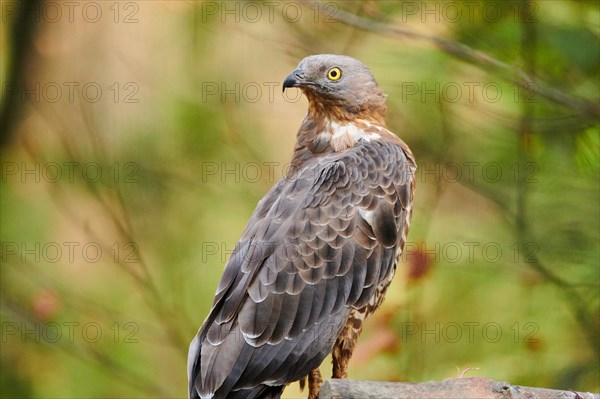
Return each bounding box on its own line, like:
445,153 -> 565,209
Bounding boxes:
0,0 -> 598,397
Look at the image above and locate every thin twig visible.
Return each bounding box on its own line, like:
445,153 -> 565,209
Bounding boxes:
514,0 -> 598,358
305,1 -> 600,121
1,298 -> 172,396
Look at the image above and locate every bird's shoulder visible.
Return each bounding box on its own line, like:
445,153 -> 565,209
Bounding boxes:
243,126 -> 415,237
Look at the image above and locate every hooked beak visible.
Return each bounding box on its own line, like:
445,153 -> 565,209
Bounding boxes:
282,68 -> 305,92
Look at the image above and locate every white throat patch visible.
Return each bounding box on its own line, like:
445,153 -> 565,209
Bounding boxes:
325,119 -> 382,151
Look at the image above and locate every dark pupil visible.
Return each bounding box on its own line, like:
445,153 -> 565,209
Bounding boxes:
330,70 -> 337,77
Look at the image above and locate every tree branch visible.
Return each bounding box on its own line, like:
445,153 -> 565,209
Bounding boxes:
0,0 -> 43,147
318,378 -> 599,399
305,1 -> 600,121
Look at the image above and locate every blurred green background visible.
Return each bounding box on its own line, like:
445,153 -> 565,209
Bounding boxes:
1,1 -> 598,397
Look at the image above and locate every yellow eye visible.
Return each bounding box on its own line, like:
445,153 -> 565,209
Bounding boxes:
327,67 -> 342,81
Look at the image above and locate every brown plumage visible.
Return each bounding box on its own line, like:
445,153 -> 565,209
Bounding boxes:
188,54 -> 416,399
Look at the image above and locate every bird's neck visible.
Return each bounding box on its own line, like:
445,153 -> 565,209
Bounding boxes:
287,111 -> 389,177
305,94 -> 387,126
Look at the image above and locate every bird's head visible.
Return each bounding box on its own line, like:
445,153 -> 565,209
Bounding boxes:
283,54 -> 387,124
